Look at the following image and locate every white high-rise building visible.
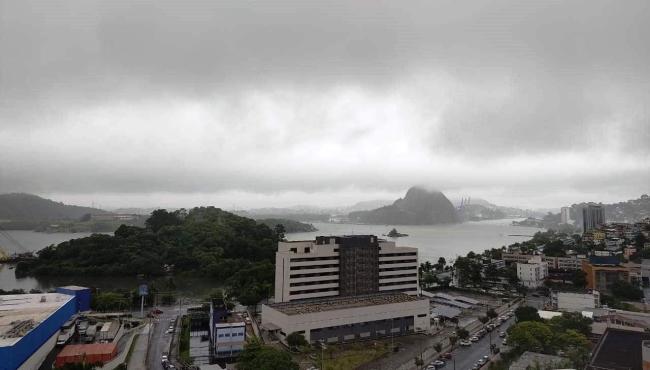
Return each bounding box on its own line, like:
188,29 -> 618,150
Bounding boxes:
274,235 -> 418,303
560,207 -> 571,224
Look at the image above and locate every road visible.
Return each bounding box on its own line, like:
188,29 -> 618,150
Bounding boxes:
147,306 -> 183,370
438,315 -> 516,370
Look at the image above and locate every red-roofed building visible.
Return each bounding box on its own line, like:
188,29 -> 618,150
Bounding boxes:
55,343 -> 117,367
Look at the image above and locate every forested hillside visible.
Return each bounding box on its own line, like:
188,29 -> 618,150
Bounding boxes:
0,193 -> 108,220
16,207 -> 280,303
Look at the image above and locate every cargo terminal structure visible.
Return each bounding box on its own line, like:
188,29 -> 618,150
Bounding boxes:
263,235 -> 430,344
0,291 -> 82,370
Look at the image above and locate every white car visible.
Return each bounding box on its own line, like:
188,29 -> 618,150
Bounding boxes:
470,336 -> 479,342
478,358 -> 487,365
460,339 -> 472,346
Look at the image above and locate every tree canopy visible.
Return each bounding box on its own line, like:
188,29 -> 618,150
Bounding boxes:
514,306 -> 542,323
237,340 -> 299,370
16,207 -> 282,304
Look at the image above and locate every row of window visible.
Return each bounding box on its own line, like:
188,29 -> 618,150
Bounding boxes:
379,259 -> 417,265
379,252 -> 417,257
290,271 -> 339,278
289,287 -> 339,295
290,279 -> 339,287
290,263 -> 339,270
378,273 -> 417,279
217,332 -> 245,338
291,256 -> 339,262
379,266 -> 418,272
379,280 -> 418,287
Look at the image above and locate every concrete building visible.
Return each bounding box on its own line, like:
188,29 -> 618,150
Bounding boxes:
560,206 -> 571,224
582,256 -> 631,292
274,235 -> 418,303
262,293 -> 430,344
213,322 -> 246,359
503,252 -> 585,270
0,293 -> 77,370
55,286 -> 91,312
588,328 -> 650,370
552,291 -> 600,312
516,256 -> 548,288
583,204 -> 605,232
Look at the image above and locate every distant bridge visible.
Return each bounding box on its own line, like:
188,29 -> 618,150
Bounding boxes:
0,226 -> 34,263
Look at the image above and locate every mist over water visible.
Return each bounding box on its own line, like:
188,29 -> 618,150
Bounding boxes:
287,218 -> 541,262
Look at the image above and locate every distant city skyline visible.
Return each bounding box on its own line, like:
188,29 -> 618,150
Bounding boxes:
1,1 -> 648,210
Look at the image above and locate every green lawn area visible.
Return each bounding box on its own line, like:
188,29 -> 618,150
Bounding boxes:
319,343 -> 390,370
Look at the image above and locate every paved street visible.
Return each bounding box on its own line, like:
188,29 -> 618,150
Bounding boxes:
444,315 -> 515,370
147,305 -> 182,370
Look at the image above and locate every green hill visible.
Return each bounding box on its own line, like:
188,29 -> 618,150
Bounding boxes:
15,207 -> 280,302
0,193 -> 108,221
348,187 -> 459,225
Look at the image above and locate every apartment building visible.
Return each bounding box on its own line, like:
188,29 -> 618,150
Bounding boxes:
503,253 -> 585,270
551,291 -> 600,312
274,235 -> 418,303
517,256 -> 548,288
582,256 -> 631,292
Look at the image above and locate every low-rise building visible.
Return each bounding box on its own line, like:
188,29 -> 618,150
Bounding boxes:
587,328 -> 650,370
55,343 -> 117,367
261,292 -> 430,344
213,322 -> 246,359
582,256 -> 631,292
0,293 -> 78,370
551,291 -> 600,312
517,256 -> 548,288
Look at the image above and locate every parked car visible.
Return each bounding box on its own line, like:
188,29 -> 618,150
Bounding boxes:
443,352 -> 453,359
432,360 -> 446,368
426,366 -> 436,370
498,331 -> 506,338
470,336 -> 479,342
485,324 -> 495,331
478,358 -> 487,365
471,363 -> 480,369
460,339 -> 472,346
502,339 -> 508,345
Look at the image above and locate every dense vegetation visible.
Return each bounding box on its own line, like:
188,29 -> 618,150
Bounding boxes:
16,207 -> 280,304
237,339 -> 299,370
256,218 -> 317,233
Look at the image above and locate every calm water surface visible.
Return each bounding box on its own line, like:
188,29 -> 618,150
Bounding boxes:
0,219 -> 541,292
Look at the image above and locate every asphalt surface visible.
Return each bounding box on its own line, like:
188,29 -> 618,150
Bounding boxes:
147,306 -> 182,370
430,315 -> 516,370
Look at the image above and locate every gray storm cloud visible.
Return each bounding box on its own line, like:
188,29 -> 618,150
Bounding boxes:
0,0 -> 648,208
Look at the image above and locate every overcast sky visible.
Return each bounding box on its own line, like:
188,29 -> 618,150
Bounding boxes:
1,0 -> 648,210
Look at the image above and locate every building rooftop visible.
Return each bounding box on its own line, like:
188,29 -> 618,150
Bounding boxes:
589,255 -> 621,266
57,343 -> 117,357
589,328 -> 650,370
509,351 -> 567,370
58,285 -> 89,291
0,293 -> 74,347
215,322 -> 246,328
267,293 -> 424,316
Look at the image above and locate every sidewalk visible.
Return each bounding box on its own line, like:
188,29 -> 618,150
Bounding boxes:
127,324 -> 151,370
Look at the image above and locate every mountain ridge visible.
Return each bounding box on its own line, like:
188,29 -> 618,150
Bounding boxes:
348,187 -> 459,225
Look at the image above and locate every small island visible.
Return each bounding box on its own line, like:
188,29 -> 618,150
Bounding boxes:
386,228 -> 408,238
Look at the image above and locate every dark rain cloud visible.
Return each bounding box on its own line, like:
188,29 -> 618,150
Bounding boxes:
0,0 -> 648,206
